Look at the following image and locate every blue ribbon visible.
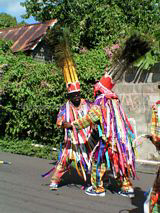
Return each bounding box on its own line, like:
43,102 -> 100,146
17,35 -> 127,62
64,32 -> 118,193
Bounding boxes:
105,151 -> 110,169
58,142 -> 62,161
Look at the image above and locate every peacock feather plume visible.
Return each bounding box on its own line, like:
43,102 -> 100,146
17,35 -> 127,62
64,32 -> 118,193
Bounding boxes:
53,26 -> 78,84
108,34 -> 151,82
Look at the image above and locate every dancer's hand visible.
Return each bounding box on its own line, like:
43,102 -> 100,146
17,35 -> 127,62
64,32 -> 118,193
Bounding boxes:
146,135 -> 160,151
62,122 -> 72,129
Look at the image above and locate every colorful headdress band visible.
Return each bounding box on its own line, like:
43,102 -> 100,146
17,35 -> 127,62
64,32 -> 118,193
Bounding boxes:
63,57 -> 80,93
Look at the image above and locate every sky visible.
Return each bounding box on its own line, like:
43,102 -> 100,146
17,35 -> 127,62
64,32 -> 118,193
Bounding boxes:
0,0 -> 38,24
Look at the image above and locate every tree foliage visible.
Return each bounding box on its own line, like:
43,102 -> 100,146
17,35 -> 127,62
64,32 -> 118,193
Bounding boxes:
0,13 -> 27,29
0,13 -> 17,29
21,0 -> 160,49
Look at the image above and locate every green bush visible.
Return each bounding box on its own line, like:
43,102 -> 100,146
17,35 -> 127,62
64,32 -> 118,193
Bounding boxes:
0,48 -> 106,147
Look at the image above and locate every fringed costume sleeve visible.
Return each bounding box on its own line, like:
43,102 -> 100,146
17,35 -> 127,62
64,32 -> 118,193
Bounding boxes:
72,97 -> 136,180
72,105 -> 101,130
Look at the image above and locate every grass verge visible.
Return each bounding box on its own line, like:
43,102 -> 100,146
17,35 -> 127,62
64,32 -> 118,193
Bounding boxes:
0,138 -> 58,160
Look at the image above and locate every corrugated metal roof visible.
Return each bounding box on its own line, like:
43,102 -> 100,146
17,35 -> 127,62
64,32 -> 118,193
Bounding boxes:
0,19 -> 57,52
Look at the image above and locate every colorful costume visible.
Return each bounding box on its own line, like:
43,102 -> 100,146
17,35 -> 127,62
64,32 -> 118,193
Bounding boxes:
49,30 -> 150,193
51,98 -> 97,185
49,27 -> 97,189
144,100 -> 160,213
70,35 -> 150,196
72,74 -> 136,196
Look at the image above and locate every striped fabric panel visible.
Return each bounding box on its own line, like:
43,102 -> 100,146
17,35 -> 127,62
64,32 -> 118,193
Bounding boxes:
151,102 -> 160,143
55,99 -> 99,180
150,167 -> 160,212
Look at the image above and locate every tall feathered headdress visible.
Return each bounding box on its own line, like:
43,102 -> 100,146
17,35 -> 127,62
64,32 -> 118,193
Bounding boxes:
94,34 -> 151,95
53,26 -> 80,93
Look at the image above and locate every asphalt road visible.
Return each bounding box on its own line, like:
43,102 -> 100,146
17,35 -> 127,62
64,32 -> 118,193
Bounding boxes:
0,151 -> 157,213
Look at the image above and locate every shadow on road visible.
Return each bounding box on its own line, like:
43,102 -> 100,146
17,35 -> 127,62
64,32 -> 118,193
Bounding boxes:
43,162 -> 146,213
61,170 -> 146,213
58,167 -> 91,188
118,187 -> 146,213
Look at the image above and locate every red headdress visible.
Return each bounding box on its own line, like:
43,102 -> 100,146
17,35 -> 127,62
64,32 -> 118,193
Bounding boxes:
94,72 -> 115,97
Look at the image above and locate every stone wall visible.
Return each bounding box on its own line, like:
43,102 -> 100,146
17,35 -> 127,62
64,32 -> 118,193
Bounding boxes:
113,82 -> 160,136
113,82 -> 160,161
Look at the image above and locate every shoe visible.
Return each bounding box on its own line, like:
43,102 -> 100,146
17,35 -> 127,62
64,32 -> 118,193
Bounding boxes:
118,188 -> 135,198
85,186 -> 105,197
49,182 -> 58,190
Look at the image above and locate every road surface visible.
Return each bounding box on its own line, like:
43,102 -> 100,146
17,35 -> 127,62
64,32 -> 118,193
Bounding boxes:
0,151 -> 157,213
